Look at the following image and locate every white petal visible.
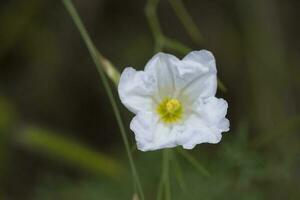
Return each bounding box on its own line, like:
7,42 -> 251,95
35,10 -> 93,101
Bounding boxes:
176,97 -> 229,149
174,50 -> 217,103
183,50 -> 217,73
176,115 -> 223,149
144,53 -> 180,99
218,118 -> 230,132
176,73 -> 217,104
195,97 -> 229,127
130,111 -> 178,151
118,67 -> 156,114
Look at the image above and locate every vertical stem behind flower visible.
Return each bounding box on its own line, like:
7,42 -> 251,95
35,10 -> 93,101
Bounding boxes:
168,0 -> 204,45
156,155 -> 165,200
177,148 -> 210,178
145,0 -> 164,52
156,149 -> 172,200
171,152 -> 187,192
145,0 -> 191,54
164,149 -> 171,200
62,0 -> 144,199
145,0 -> 227,93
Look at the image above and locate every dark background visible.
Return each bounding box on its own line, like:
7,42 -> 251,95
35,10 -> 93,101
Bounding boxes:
0,0 -> 299,199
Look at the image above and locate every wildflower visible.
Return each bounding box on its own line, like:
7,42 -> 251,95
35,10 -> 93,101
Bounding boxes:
118,50 -> 229,151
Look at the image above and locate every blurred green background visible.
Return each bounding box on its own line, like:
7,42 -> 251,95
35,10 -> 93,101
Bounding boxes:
0,0 -> 299,199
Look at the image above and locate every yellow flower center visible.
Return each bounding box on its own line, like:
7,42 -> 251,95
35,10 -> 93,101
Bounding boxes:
157,98 -> 183,124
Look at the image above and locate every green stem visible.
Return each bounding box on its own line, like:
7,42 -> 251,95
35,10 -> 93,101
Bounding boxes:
171,151 -> 187,192
177,148 -> 210,178
164,37 -> 192,54
145,0 -> 189,55
164,150 -> 171,200
168,0 -> 204,45
145,0 -> 164,53
217,79 -> 228,93
156,149 -> 172,200
62,1 -> 144,199
156,153 -> 165,200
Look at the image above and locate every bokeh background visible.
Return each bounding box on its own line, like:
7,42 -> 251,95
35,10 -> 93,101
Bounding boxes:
0,0 -> 299,199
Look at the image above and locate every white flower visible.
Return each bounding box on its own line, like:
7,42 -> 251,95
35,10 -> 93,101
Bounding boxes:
118,50 -> 229,151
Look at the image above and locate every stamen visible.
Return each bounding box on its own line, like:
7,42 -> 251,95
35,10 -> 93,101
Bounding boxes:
157,98 -> 183,124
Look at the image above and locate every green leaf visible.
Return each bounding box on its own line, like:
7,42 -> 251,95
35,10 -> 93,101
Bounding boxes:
18,126 -> 123,178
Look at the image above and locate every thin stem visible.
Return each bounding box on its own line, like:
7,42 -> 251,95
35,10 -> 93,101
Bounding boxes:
177,148 -> 210,178
168,0 -> 204,45
145,0 -> 163,39
145,0 -> 164,52
145,0 -> 190,55
164,149 -> 171,200
164,37 -> 192,54
217,78 -> 227,93
171,151 -> 187,192
156,149 -> 172,200
166,0 -> 227,92
62,1 -> 144,199
98,52 -> 120,86
156,153 -> 165,200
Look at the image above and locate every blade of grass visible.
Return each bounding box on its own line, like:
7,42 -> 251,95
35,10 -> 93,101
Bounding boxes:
18,126 -> 122,178
62,1 -> 144,199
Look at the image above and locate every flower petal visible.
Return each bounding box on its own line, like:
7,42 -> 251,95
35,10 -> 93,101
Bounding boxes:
183,50 -> 217,73
194,96 -> 229,127
130,111 -> 178,151
176,115 -> 223,149
118,67 -> 156,114
176,97 -> 229,149
174,50 -> 217,103
144,53 -> 180,99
